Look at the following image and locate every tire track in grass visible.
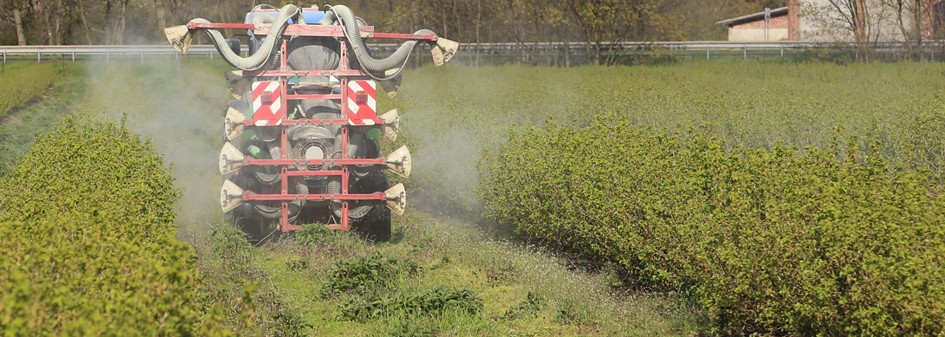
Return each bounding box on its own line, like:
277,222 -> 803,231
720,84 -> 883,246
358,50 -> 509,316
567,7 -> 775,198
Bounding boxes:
0,64 -> 84,174
247,207 -> 703,336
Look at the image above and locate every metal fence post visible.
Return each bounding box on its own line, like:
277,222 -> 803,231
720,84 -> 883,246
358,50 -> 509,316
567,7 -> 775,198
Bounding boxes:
72,52 -> 75,62
780,46 -> 784,58
744,47 -> 747,59
37,51 -> 41,63
706,48 -> 710,60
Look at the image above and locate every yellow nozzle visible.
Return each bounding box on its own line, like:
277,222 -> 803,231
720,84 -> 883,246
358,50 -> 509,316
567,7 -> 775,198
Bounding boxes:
219,142 -> 244,175
379,109 -> 399,141
385,145 -> 412,178
221,179 -> 244,213
164,25 -> 193,54
431,37 -> 459,66
385,183 -> 407,216
224,107 -> 246,141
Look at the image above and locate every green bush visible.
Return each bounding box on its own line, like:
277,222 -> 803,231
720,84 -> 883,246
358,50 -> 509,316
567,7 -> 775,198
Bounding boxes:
340,286 -> 484,321
320,253 -> 418,298
0,63 -> 57,118
0,119 -> 224,336
479,116 -> 945,335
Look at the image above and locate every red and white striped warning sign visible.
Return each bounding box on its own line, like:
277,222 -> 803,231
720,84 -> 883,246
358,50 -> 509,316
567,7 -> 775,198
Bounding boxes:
346,80 -> 377,124
252,81 -> 284,126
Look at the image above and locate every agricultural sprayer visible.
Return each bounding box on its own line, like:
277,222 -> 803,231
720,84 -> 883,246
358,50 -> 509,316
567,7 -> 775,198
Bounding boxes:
164,4 -> 458,241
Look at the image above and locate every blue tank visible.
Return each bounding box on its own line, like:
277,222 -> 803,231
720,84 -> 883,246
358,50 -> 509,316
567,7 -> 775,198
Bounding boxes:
244,9 -> 326,25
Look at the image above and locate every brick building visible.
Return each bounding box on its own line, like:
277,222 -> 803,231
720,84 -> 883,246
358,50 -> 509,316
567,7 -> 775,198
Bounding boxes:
717,0 -> 945,42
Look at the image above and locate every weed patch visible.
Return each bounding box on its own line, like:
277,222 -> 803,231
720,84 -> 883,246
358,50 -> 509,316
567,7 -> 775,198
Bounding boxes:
504,292 -> 545,319
321,253 -> 418,298
340,286 -> 484,321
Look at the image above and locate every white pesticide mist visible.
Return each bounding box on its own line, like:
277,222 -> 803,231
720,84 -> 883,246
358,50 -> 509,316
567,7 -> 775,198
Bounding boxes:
392,65 -> 583,220
81,58 -> 227,237
403,122 -> 484,215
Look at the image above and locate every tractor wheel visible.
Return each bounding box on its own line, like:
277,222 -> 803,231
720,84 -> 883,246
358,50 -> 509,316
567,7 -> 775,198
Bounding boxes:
351,171 -> 392,242
354,204 -> 391,242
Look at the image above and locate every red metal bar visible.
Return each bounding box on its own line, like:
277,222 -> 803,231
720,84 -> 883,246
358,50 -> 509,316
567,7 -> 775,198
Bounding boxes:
286,94 -> 342,100
339,40 -> 349,70
341,127 -> 349,159
371,32 -> 438,41
280,203 -> 289,231
284,223 -> 303,232
341,168 -> 349,194
284,170 -> 345,177
279,128 -> 288,159
187,22 -> 254,30
341,203 -> 350,231
246,69 -> 366,77
280,39 -> 288,71
280,167 -> 288,194
244,158 -> 385,167
186,22 -> 435,41
243,118 -> 387,126
243,193 -> 385,201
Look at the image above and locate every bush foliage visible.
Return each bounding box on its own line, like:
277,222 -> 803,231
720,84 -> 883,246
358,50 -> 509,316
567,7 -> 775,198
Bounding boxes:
0,63 -> 57,119
479,116 -> 945,335
0,119 -> 222,336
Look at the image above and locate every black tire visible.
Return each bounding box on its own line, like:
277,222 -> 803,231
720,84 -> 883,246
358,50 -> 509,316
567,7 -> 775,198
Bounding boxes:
355,204 -> 391,242
225,203 -> 277,245
351,171 -> 392,242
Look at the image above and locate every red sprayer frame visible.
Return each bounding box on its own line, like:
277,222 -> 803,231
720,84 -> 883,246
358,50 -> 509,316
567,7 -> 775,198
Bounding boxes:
195,18 -> 437,232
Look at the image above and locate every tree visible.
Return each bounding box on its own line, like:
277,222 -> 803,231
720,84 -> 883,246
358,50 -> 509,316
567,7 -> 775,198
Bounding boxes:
7,0 -> 29,45
568,0 -> 678,64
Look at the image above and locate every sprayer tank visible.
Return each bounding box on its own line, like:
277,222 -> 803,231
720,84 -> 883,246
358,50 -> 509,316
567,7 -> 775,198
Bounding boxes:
244,9 -> 326,25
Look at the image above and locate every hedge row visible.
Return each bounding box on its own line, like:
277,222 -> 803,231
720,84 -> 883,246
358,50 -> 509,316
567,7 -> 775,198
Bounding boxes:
0,64 -> 57,119
478,116 -> 945,335
0,119 -> 225,336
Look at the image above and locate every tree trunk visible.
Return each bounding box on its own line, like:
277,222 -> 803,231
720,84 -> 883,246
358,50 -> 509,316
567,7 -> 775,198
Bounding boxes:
594,40 -> 602,65
475,0 -> 480,67
564,37 -> 571,67
53,0 -> 63,45
13,7 -> 27,46
155,0 -> 168,30
78,0 -> 93,44
110,0 -> 128,44
854,0 -> 870,61
915,0 -> 922,59
117,0 -> 127,44
34,0 -> 55,45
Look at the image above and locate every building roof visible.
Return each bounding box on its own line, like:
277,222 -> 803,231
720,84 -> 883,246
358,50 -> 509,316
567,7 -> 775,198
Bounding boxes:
716,7 -> 788,26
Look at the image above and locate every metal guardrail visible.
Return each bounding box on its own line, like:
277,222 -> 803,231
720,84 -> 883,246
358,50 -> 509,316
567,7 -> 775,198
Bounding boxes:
0,45 -> 234,62
1,41 -> 943,62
